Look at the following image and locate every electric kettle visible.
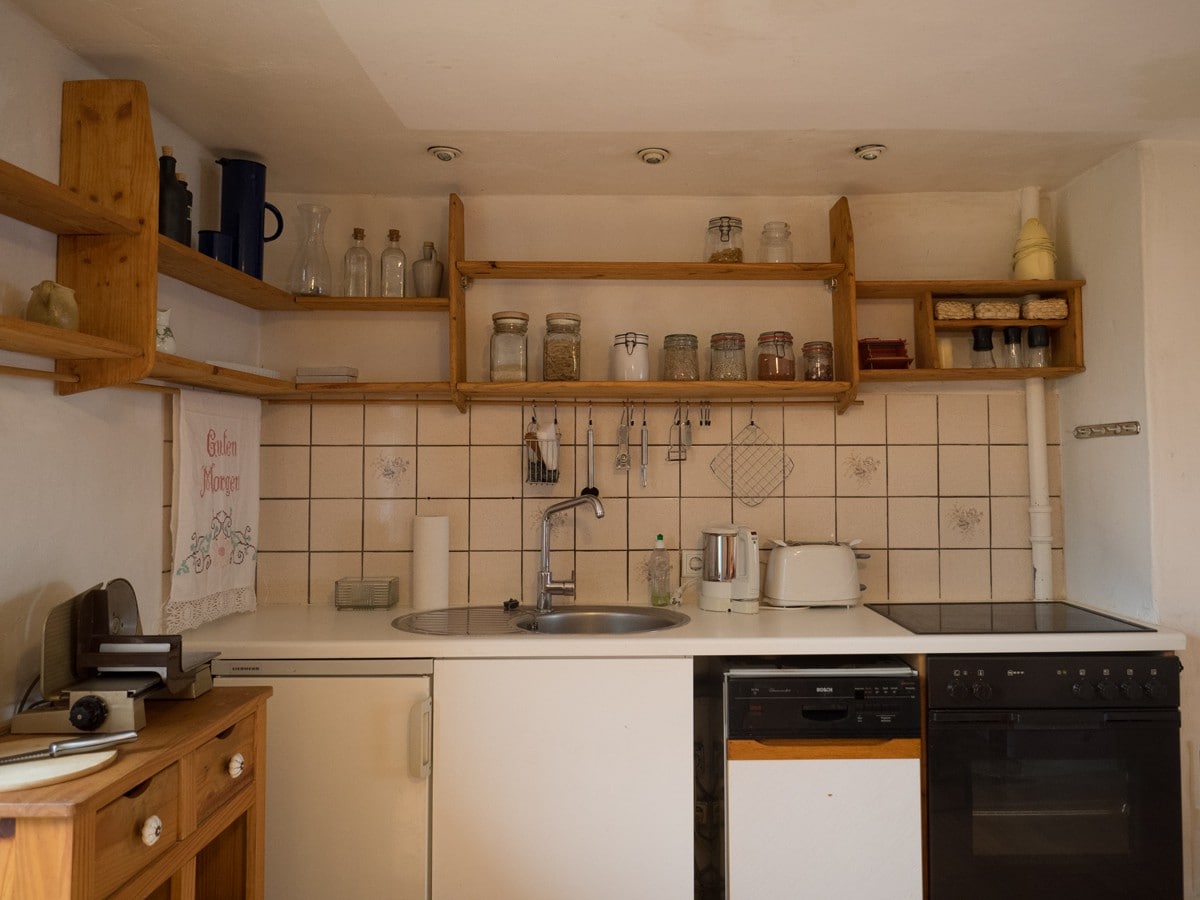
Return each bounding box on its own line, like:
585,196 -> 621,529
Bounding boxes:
699,524 -> 760,614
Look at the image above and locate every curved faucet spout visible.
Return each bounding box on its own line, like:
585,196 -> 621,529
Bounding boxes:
538,496 -> 605,610
545,495 -> 605,520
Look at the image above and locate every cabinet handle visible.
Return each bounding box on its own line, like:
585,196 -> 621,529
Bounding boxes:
227,752 -> 246,779
140,814 -> 163,847
408,696 -> 432,780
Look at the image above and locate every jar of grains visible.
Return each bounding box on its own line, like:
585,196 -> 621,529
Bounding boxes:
756,331 -> 796,380
704,216 -> 743,263
801,340 -> 834,381
610,332 -> 650,380
542,312 -> 581,380
662,333 -> 699,380
490,310 -> 529,382
709,332 -> 748,380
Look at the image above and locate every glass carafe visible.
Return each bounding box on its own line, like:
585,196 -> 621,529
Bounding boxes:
288,203 -> 333,296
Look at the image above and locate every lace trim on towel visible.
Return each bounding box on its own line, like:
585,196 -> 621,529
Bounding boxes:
163,587 -> 256,633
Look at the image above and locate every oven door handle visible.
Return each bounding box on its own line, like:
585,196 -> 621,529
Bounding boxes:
931,708 -> 1180,729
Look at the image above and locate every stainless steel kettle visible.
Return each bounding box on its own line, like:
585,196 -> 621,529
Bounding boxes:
700,524 -> 760,612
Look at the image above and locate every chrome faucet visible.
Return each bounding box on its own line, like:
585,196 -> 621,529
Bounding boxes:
537,495 -> 605,611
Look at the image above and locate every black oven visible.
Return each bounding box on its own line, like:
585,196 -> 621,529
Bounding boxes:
926,653 -> 1182,900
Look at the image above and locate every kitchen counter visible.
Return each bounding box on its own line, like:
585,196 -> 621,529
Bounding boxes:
184,601 -> 1184,659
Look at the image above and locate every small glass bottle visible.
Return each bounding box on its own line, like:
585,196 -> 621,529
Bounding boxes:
1000,326 -> 1024,367
380,229 -> 407,297
704,216 -> 744,263
543,313 -> 582,381
756,331 -> 796,380
611,332 -> 650,380
412,241 -> 444,297
802,341 -> 834,381
759,221 -> 793,263
344,227 -> 371,296
1026,325 -> 1051,368
490,311 -> 529,382
709,332 -> 747,380
970,326 -> 996,368
662,334 -> 699,381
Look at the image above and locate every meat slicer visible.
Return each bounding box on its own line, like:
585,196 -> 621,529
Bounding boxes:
11,579 -> 217,735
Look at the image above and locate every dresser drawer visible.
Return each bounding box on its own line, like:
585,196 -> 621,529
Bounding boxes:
94,763 -> 180,898
192,714 -> 257,824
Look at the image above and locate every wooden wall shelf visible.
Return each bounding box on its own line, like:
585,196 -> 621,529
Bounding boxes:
0,314 -> 142,360
0,157 -> 141,236
458,260 -> 844,281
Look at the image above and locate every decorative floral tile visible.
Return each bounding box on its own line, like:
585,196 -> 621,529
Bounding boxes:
366,447 -> 414,498
836,446 -> 886,496
940,498 -> 991,549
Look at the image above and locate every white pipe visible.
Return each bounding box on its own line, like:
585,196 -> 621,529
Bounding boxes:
1019,186 -> 1041,223
1026,377 -> 1053,599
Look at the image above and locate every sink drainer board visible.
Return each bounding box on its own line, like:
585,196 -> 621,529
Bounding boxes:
395,607 -> 530,635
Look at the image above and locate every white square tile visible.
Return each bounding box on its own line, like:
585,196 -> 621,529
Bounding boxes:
470,499 -> 522,551
524,549 -> 572,606
787,445 -> 836,497
577,497 -> 628,550
364,446 -> 416,498
887,445 -> 937,496
309,552 -> 362,606
262,403 -> 310,445
836,446 -> 887,496
468,550 -> 522,604
633,444 -> 682,497
937,394 -> 988,444
470,445 -> 524,498
310,499 -> 364,551
363,498 -> 417,551
447,551 -> 470,604
988,392 -> 1028,444
692,402 -> 734,446
416,498 -> 469,550
255,552 -> 309,605
991,549 -> 1034,599
989,445 -> 1029,496
418,403 -> 470,445
940,498 -> 991,549
471,403 -> 523,445
417,446 -> 469,497
739,498 -> 784,548
888,550 -> 940,601
581,444 -> 633,498
940,550 -> 992,600
312,404 -> 364,445
683,452 -> 732,498
1047,445 -> 1063,496
886,394 -> 938,444
628,497 -> 680,549
259,499 -> 309,551
939,445 -> 989,496
887,497 -> 940,548
681,498 -> 736,548
1051,496 -> 1064,547
990,496 -> 1030,548
311,445 -> 363,498
857,549 -> 887,603
364,404 -> 416,445
835,393 -> 886,444
576,551 -> 629,603
836,497 -> 887,547
260,446 -> 309,499
363,552 -> 411,602
783,498 -> 836,543
783,403 -> 835,445
1052,549 -> 1066,599
523,499 -> 581,552
1044,389 -> 1062,443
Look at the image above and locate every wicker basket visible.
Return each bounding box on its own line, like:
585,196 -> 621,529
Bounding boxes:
1021,298 -> 1068,319
934,300 -> 974,320
975,300 -> 1021,319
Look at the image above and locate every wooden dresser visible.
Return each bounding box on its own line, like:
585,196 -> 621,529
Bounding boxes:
0,686 -> 270,899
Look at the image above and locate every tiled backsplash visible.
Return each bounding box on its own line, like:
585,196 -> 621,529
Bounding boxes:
255,389 -> 1063,607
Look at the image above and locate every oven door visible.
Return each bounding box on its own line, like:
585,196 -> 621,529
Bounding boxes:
927,707 -> 1181,900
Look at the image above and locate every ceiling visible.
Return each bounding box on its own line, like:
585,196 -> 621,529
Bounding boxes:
14,0 -> 1200,196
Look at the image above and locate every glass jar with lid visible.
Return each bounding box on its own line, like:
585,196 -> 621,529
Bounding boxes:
490,310 -> 529,382
756,331 -> 796,380
611,332 -> 650,380
704,216 -> 744,263
709,332 -> 747,380
543,312 -> 581,381
759,221 -> 793,263
662,333 -> 699,381
802,341 -> 834,381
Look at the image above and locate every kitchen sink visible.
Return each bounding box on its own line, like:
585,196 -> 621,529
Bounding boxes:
516,605 -> 689,635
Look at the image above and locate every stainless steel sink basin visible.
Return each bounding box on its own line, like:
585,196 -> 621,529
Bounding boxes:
516,605 -> 689,635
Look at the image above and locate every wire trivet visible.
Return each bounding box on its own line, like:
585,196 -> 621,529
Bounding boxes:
709,420 -> 794,507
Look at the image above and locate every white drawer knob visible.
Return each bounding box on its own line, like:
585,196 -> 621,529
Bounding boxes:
141,814 -> 163,847
227,752 -> 246,779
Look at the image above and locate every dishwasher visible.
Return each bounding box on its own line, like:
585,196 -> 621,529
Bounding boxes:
212,657 -> 433,900
723,657 -> 923,899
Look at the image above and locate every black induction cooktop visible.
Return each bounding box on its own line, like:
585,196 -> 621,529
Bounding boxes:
866,601 -> 1153,635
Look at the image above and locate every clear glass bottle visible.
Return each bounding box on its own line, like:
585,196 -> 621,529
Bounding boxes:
704,216 -> 743,263
380,229 -> 407,297
412,241 -> 444,298
709,332 -> 747,380
288,203 -> 333,296
802,341 -> 834,381
1000,326 -> 1024,367
543,312 -> 581,381
759,221 -> 793,263
344,227 -> 371,296
611,332 -> 650,380
649,534 -> 671,607
490,311 -> 529,382
662,333 -> 699,381
970,326 -> 996,368
756,331 -> 796,380
1026,325 -> 1051,367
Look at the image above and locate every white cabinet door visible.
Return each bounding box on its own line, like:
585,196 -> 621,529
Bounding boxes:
431,657 -> 693,900
727,757 -> 923,899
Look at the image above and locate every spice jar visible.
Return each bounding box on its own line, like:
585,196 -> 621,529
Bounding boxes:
490,311 -> 529,382
709,332 -> 747,380
543,312 -> 581,381
611,332 -> 650,380
704,216 -> 743,263
756,331 -> 796,380
759,221 -> 793,263
662,333 -> 699,381
802,341 -> 834,381
1026,325 -> 1051,368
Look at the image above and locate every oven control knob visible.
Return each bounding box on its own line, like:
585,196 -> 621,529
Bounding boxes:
1144,679 -> 1166,700
1071,681 -> 1095,700
946,679 -> 970,701
971,681 -> 993,701
1119,681 -> 1143,700
1097,681 -> 1119,702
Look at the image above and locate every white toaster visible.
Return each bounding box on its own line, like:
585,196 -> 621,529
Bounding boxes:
763,542 -> 865,607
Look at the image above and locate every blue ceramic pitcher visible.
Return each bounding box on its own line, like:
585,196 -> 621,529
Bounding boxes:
216,157 -> 283,279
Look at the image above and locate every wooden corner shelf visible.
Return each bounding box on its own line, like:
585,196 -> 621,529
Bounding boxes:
157,236 -> 298,311
150,353 -> 293,395
0,157 -> 142,236
0,314 -> 143,360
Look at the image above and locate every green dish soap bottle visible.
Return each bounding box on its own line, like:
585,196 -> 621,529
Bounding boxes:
649,534 -> 672,607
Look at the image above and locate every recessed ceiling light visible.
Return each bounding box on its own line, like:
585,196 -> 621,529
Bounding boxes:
853,144 -> 887,161
636,147 -> 670,165
427,146 -> 462,162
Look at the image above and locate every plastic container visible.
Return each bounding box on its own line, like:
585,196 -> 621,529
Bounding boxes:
709,332 -> 747,380
802,341 -> 834,381
705,216 -> 743,263
380,229 -> 406,297
662,333 -> 699,381
756,331 -> 796,380
543,313 -> 581,381
649,535 -> 672,607
344,227 -> 371,296
490,311 -> 529,382
611,332 -> 650,380
759,221 -> 793,262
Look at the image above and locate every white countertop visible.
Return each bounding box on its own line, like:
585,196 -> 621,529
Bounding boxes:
184,601 -> 1185,660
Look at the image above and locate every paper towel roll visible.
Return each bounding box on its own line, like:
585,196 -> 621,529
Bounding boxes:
412,516 -> 450,610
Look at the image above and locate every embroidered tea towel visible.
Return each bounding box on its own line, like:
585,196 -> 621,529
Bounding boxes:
165,390 -> 261,631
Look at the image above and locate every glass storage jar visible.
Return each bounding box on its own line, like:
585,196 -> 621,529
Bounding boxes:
709,332 -> 747,380
756,331 -> 796,380
543,312 -> 581,381
611,332 -> 650,380
801,341 -> 834,381
490,311 -> 529,382
759,221 -> 793,263
662,333 -> 699,381
704,216 -> 744,263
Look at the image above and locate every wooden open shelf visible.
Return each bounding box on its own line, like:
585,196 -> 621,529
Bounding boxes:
458,260 -> 843,281
0,157 -> 142,236
0,314 -> 142,360
458,379 -> 853,401
150,353 -> 293,395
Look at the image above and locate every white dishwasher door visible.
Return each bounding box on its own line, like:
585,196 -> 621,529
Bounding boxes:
726,755 -> 922,900
213,658 -> 432,900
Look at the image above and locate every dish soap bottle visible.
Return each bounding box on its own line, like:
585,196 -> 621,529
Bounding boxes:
649,535 -> 672,607
344,227 -> 372,296
380,229 -> 407,297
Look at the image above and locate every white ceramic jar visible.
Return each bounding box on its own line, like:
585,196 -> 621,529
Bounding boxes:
610,332 -> 650,380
